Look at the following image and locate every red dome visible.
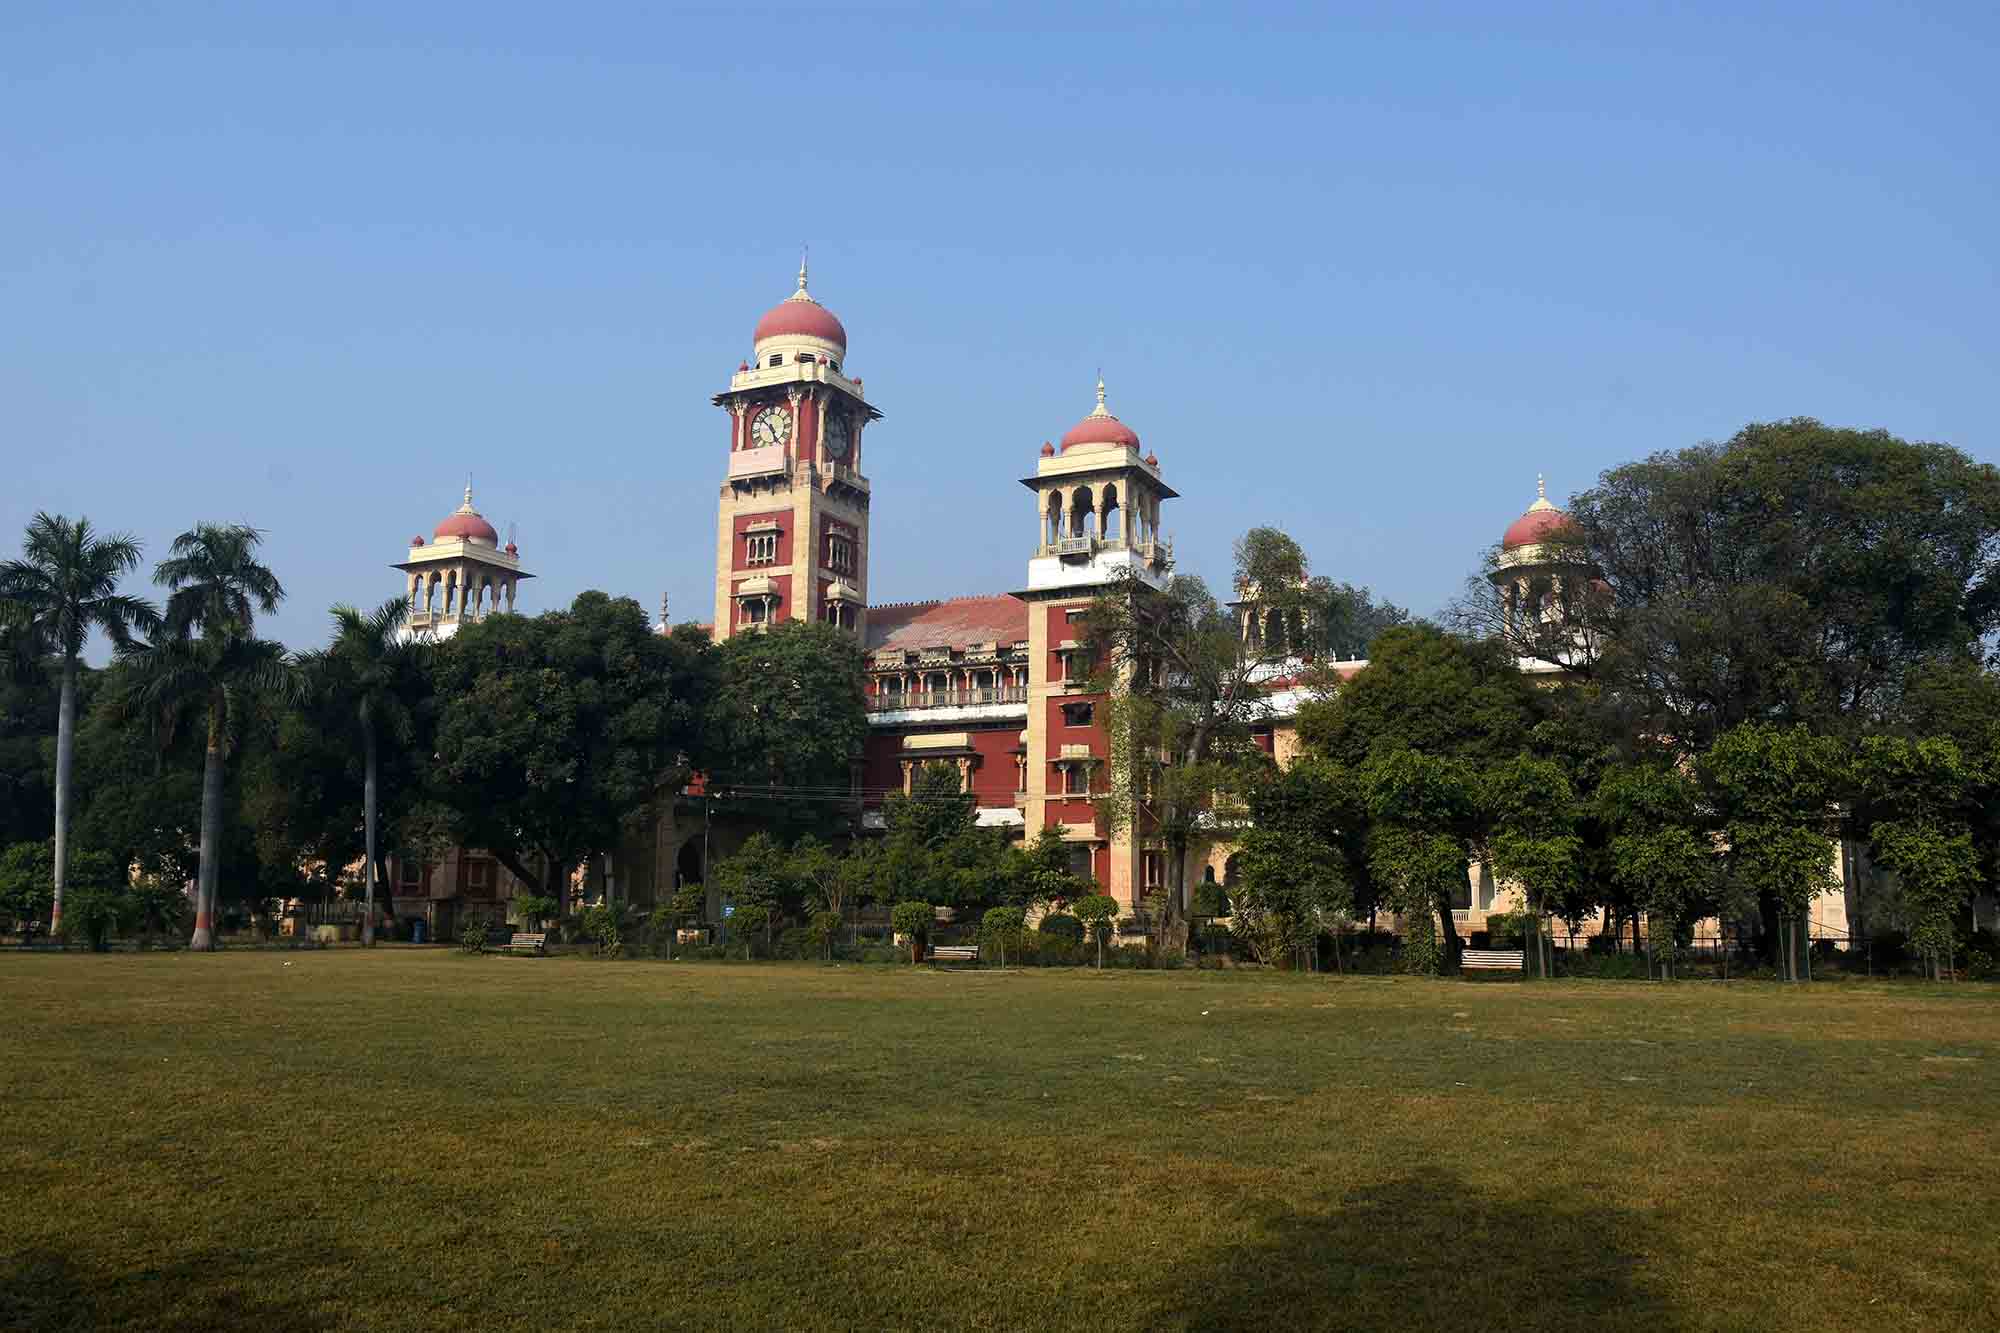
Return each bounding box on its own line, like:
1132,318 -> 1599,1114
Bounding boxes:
754,297 -> 846,348
435,512 -> 499,543
1060,379 -> 1141,451
1061,414 -> 1141,451
433,486 -> 498,544
1502,501 -> 1576,549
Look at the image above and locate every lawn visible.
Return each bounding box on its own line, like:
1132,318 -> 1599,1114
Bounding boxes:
2,952 -> 1996,1332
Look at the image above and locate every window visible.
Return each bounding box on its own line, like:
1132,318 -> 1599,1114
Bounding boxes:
767,354 -> 782,367
1061,702 -> 1094,728
826,533 -> 854,574
742,598 -> 770,626
745,532 -> 777,565
827,360 -> 839,372
400,861 -> 423,889
467,858 -> 494,895
1143,851 -> 1165,889
1067,845 -> 1094,881
1062,763 -> 1091,795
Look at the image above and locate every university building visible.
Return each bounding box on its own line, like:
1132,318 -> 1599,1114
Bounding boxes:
383,266 -> 1863,946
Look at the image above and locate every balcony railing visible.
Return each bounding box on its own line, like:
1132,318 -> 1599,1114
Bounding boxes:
868,686 -> 1028,712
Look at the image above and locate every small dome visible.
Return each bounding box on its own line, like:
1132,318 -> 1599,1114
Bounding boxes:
752,259 -> 847,352
1145,451 -> 1159,468
434,485 -> 498,545
1502,476 -> 1574,549
410,535 -> 425,547
1039,441 -> 1055,457
1059,378 -> 1141,451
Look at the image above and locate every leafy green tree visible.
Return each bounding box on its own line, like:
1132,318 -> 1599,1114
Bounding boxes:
297,598 -> 429,946
890,899 -> 933,964
1009,823 -> 1091,913
1485,755 -> 1583,978
430,591 -> 713,900
1232,824 -> 1348,970
706,621 -> 866,834
1468,421 -> 2000,748
981,905 -> 1025,967
1700,723 -> 1848,982
713,832 -> 794,922
1073,893 -> 1119,968
1087,528 -> 1394,950
1596,762 -> 1719,980
0,841 -> 53,941
1855,735 -> 1984,979
117,524 -> 289,950
1299,625 -> 1541,970
729,903 -> 769,960
0,513 -> 158,934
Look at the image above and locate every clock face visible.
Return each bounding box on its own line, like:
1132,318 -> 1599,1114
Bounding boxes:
750,405 -> 791,449
823,414 -> 852,461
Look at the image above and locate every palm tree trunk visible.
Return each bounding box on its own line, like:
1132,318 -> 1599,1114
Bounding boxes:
362,724 -> 378,947
50,656 -> 78,937
190,708 -> 226,951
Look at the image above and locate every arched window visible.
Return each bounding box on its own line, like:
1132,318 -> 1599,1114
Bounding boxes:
1071,486 -> 1095,540
1102,484 -> 1121,541
1223,854 -> 1241,888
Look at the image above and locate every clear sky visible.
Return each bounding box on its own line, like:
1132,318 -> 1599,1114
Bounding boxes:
5,2 -> 1997,653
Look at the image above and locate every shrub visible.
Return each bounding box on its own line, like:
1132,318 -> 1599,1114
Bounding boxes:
776,926 -> 814,960
458,910 -> 493,954
1563,950 -> 1648,981
981,906 -> 1026,967
1485,913 -> 1525,948
1073,895 -> 1119,968
890,901 -> 933,964
1037,913 -> 1083,944
807,909 -> 843,961
581,904 -> 624,957
515,894 -> 557,930
730,904 -> 770,960
62,885 -> 131,952
1191,882 -> 1230,919
644,905 -> 677,957
1868,930 -> 1911,971
1962,928 -> 1999,981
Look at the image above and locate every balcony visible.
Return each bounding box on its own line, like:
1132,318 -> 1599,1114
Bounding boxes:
868,685 -> 1028,713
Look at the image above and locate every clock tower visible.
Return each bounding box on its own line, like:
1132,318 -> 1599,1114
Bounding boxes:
711,260 -> 881,643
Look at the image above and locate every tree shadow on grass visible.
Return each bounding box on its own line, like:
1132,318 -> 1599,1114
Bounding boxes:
1,1245 -> 341,1333
1156,1172 -> 1682,1333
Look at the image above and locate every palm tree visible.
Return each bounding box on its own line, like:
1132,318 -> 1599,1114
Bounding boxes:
0,514 -> 159,936
119,524 -> 287,951
299,598 -> 425,946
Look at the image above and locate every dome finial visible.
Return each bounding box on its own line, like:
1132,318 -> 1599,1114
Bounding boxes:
462,475 -> 475,512
1090,372 -> 1110,418
1537,472 -> 1546,501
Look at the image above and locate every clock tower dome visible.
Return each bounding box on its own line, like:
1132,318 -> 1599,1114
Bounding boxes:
711,260 -> 881,642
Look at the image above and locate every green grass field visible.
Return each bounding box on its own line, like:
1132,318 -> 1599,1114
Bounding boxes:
3,952 -> 1996,1331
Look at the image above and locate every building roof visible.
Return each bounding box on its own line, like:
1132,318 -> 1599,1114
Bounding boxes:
866,594 -> 1028,654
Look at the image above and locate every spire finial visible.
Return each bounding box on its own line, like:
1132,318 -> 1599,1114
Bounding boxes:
1537,472 -> 1546,501
798,245 -> 809,293
1091,372 -> 1108,417
463,475 -> 475,510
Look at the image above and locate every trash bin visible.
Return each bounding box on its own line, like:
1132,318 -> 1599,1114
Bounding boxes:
411,919 -> 426,945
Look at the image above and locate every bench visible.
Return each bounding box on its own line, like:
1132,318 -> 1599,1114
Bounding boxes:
496,932 -> 547,955
1462,948 -> 1524,972
927,944 -> 978,966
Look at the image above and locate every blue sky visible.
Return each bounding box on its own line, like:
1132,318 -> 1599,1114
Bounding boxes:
5,2 -> 1997,653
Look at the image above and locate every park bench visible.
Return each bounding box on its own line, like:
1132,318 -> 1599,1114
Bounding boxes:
496,932 -> 547,955
1461,948 -> 1524,972
927,944 -> 978,966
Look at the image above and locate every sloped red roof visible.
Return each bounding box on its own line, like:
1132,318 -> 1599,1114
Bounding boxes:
866,594 -> 1028,654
